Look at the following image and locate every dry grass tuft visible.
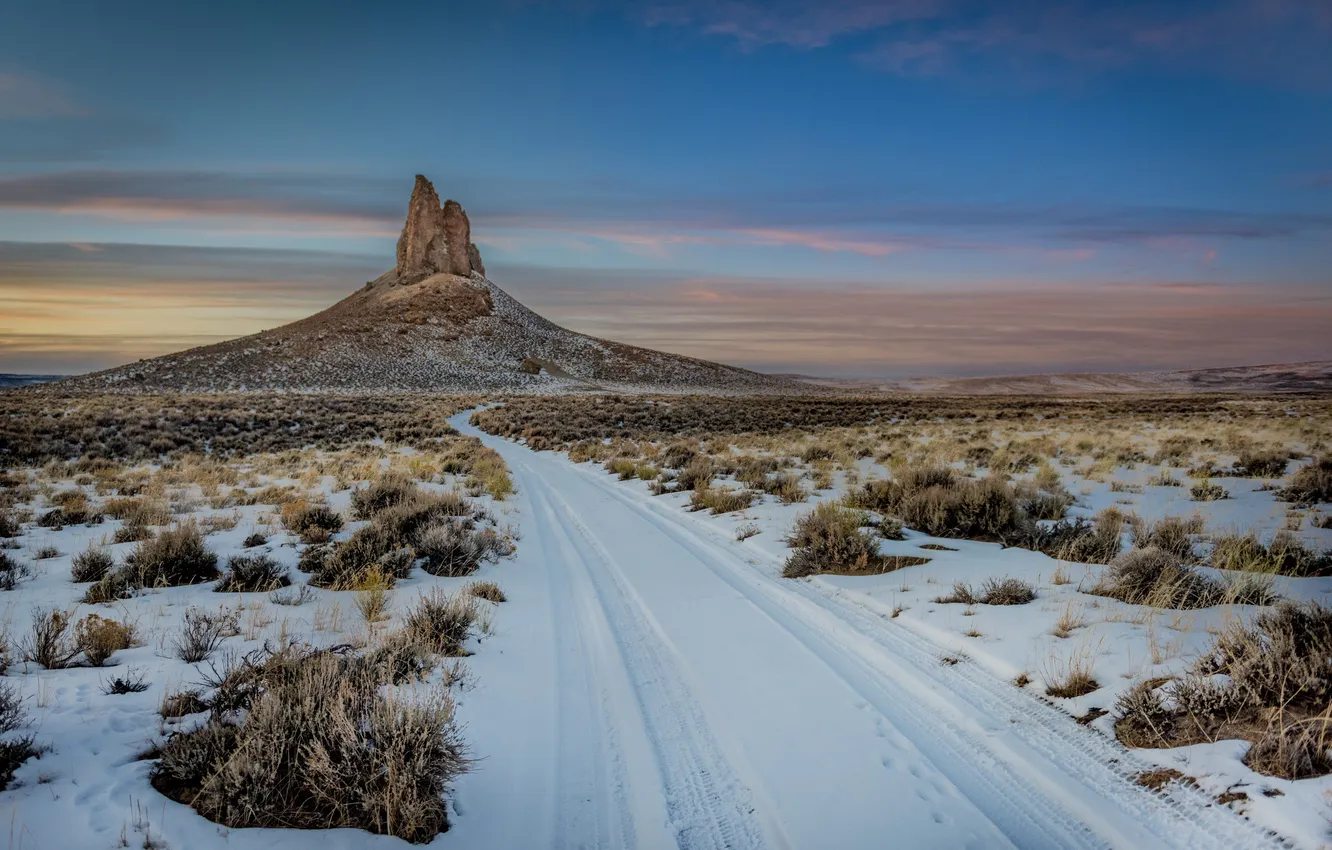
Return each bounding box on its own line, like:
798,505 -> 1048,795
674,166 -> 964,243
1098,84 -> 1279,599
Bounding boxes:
465,581 -> 506,603
935,576 -> 1035,605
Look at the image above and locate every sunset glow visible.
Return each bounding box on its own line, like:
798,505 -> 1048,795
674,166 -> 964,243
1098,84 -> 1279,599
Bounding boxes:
2,1 -> 1330,376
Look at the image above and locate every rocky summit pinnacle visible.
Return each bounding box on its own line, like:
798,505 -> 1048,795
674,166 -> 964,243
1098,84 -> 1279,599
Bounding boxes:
394,175 -> 483,284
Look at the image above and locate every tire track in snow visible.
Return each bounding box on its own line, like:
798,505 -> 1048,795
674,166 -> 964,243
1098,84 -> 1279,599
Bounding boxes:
517,461 -> 639,850
566,461 -> 1286,850
523,461 -> 775,850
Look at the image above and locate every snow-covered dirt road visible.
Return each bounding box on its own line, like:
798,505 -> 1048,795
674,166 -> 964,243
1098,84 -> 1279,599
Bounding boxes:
448,413 -> 1283,850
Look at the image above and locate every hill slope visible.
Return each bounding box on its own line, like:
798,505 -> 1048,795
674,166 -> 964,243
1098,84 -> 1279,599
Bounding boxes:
58,177 -> 802,395
788,360 -> 1332,395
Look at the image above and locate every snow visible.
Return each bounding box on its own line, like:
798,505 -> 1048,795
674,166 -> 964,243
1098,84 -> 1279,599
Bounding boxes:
445,413 -> 1291,850
0,408 -> 1324,849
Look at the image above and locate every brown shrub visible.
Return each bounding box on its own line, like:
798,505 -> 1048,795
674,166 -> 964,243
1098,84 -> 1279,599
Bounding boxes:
75,614 -> 135,666
152,645 -> 466,842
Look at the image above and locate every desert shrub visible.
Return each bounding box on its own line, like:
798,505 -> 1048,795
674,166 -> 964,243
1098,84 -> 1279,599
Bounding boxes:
1243,721 -> 1332,780
1278,457 -> 1332,505
689,486 -> 756,515
103,496 -> 171,526
308,526 -> 409,589
935,580 -> 978,605
605,458 -> 638,480
1210,531 -> 1332,577
161,688 -> 209,717
877,516 -> 904,540
309,491 -> 481,588
674,457 -> 714,492
0,683 -> 37,792
1118,602 -> 1332,778
216,555 -> 290,592
897,476 -> 1023,541
783,503 -> 884,578
152,645 -> 466,842
936,577 -> 1035,606
979,576 -> 1037,605
270,584 -> 315,606
112,520 -> 154,544
1189,481 -> 1229,502
122,521 -> 219,587
81,570 -> 136,604
1131,515 -> 1202,562
1114,680 -> 1179,748
0,552 -> 29,591
101,669 -> 150,695
1237,449 -> 1288,478
36,497 -> 102,528
32,545 -> 59,560
1021,515 -> 1123,564
415,521 -> 510,578
373,492 -> 474,541
0,683 -> 23,734
0,735 -> 41,793
1198,602 -> 1332,710
1018,485 -> 1073,521
851,466 -> 1028,542
353,568 -> 394,624
1153,435 -> 1197,465
763,472 -> 807,504
660,443 -> 698,469
734,456 -> 781,487
406,590 -> 480,656
1043,662 -> 1099,698
21,607 -> 79,669
468,447 -> 514,500
70,545 -> 114,583
351,473 -> 419,519
0,511 -> 19,538
281,502 -> 344,542
171,608 -> 236,663
242,532 -> 267,548
75,613 -> 134,666
1094,547 -> 1221,609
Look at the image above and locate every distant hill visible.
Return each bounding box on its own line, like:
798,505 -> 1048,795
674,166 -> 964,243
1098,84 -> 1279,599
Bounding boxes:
783,360 -> 1332,395
0,374 -> 65,389
56,176 -> 803,396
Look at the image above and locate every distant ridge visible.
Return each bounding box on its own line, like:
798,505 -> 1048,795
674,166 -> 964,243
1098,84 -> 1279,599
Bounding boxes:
0,374 -> 64,389
783,360 -> 1332,395
53,176 -> 804,396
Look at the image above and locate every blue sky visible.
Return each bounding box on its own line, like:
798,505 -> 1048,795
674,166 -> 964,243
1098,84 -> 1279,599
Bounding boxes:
2,0 -> 1330,376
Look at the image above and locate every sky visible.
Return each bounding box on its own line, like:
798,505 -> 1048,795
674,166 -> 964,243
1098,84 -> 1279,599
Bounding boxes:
1,0 -> 1330,378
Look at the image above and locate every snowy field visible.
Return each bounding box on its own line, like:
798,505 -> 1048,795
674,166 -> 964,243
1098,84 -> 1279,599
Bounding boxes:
0,395 -> 1329,849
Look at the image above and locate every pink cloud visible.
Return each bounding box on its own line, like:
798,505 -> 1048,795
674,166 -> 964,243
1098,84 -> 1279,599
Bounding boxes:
41,197 -> 398,237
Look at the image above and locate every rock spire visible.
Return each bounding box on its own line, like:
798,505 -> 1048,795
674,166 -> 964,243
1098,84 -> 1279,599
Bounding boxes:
394,175 -> 483,283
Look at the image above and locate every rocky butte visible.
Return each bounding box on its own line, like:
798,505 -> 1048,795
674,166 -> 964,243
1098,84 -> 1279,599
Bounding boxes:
50,175 -> 803,394
394,175 -> 486,284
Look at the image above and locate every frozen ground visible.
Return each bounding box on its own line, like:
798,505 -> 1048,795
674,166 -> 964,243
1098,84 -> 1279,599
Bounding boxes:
450,410 -> 1332,847
1,408 -> 1327,849
443,413 -> 1313,850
